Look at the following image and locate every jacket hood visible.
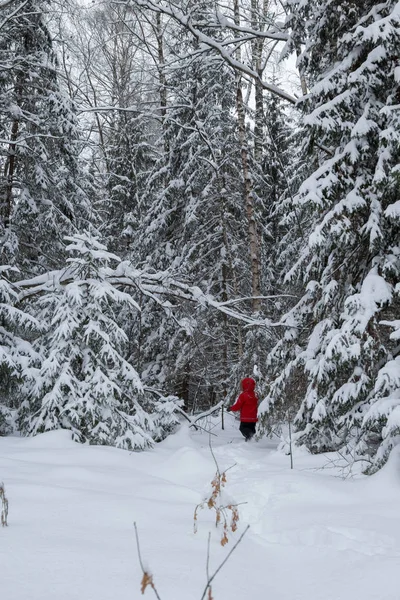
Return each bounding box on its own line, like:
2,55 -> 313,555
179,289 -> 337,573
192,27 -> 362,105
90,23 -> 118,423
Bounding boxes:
241,377 -> 256,393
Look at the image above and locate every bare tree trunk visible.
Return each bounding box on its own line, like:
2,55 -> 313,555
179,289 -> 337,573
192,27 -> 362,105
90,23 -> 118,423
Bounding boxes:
155,13 -> 168,139
236,84 -> 261,313
296,47 -> 308,96
154,12 -> 171,188
221,176 -> 243,359
251,0 -> 267,163
86,70 -> 111,174
221,257 -> 229,397
181,367 -> 190,412
288,413 -> 294,469
2,119 -> 19,230
2,78 -> 23,231
233,0 -> 261,314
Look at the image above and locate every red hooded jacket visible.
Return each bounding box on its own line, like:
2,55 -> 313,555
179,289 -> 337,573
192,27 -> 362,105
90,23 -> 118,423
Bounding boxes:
229,378 -> 258,422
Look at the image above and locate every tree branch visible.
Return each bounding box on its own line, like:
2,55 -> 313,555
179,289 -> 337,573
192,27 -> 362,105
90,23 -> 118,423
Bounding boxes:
117,0 -> 297,104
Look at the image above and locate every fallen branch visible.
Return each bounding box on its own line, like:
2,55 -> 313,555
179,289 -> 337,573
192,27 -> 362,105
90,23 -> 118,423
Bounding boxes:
174,405 -> 218,437
141,387 -> 219,436
193,401 -> 224,424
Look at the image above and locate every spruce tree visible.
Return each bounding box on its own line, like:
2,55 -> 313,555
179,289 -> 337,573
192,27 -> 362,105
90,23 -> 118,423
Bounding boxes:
0,266 -> 38,434
261,0 -> 400,469
0,0 -> 90,272
19,233 -> 181,448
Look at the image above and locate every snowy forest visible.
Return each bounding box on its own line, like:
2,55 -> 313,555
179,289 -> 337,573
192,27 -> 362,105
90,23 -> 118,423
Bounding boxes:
0,0 -> 399,474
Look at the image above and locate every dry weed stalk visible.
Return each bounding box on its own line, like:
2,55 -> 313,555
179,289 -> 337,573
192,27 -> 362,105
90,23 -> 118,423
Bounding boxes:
0,482 -> 9,527
194,471 -> 240,546
200,526 -> 250,600
134,520 -> 249,600
134,523 -> 162,600
194,439 -> 242,546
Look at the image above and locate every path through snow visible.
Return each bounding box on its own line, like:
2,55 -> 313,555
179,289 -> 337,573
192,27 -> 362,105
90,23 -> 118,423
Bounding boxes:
1,418 -> 399,599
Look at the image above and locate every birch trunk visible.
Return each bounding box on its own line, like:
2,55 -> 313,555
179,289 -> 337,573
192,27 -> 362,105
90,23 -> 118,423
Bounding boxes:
251,0 -> 267,163
155,13 -> 169,155
233,0 -> 261,313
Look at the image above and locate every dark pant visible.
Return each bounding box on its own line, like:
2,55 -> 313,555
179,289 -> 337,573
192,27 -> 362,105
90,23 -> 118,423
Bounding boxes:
239,422 -> 256,441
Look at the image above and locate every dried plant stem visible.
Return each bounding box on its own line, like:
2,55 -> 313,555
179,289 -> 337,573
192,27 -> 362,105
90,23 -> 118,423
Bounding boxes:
135,521 -> 249,600
200,525 -> 250,600
134,522 -> 162,600
194,437 -> 241,545
208,435 -> 220,478
0,482 -> 8,527
206,532 -> 211,582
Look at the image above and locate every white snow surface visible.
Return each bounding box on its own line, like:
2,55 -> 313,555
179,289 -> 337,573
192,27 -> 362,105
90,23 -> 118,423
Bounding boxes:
1,419 -> 400,600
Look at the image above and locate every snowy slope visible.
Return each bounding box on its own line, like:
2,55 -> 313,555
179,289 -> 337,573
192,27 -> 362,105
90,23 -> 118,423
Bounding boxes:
1,418 -> 400,600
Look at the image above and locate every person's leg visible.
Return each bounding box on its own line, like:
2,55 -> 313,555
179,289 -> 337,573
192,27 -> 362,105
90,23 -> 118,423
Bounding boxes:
239,422 -> 252,441
248,423 -> 256,439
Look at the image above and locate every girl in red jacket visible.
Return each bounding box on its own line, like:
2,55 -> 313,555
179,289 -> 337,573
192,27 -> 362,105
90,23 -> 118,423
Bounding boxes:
227,377 -> 258,441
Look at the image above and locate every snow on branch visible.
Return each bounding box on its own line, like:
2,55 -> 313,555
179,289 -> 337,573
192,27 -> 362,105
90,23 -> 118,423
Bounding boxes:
0,0 -> 29,33
111,261 -> 289,327
16,259 -> 292,329
0,0 -> 22,7
120,0 -> 297,104
192,401 -> 224,424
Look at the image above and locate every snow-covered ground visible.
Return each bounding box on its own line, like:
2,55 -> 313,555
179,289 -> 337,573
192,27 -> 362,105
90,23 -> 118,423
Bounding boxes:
1,416 -> 400,600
